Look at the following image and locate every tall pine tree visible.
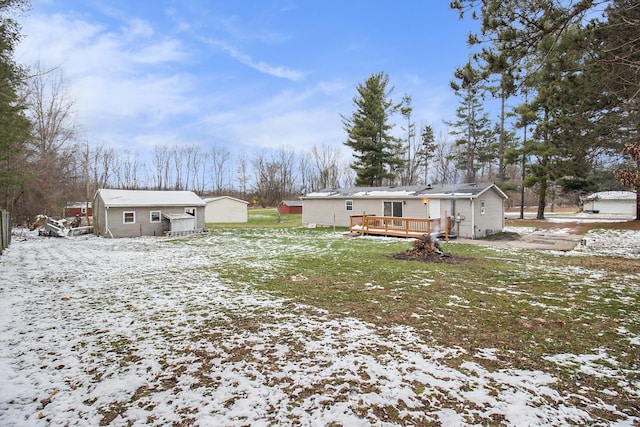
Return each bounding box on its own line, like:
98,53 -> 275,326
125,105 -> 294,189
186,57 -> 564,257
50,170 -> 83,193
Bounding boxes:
342,72 -> 403,187
0,0 -> 32,212
446,62 -> 496,183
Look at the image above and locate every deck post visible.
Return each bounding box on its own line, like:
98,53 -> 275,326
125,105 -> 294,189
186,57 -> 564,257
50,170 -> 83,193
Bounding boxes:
444,210 -> 449,241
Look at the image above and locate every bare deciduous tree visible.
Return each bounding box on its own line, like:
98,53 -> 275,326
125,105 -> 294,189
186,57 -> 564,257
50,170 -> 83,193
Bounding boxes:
309,145 -> 342,190
20,63 -> 79,218
210,145 -> 230,193
235,154 -> 249,197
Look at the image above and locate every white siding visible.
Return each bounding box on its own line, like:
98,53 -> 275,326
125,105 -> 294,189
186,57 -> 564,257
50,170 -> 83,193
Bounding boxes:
204,198 -> 248,223
302,186 -> 506,238
591,199 -> 635,215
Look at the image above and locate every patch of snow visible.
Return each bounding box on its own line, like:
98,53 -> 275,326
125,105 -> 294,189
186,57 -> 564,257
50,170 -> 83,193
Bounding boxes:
571,229 -> 640,259
0,229 -> 638,425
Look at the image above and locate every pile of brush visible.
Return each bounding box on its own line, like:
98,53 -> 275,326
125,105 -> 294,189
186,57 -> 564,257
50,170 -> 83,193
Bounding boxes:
392,234 -> 458,263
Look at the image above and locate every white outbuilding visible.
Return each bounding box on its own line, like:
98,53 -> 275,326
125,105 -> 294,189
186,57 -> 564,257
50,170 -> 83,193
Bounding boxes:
583,191 -> 637,215
203,196 -> 249,223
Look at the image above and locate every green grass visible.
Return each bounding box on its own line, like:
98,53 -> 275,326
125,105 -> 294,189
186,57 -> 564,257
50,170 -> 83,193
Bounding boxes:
197,222 -> 640,416
206,208 -> 304,229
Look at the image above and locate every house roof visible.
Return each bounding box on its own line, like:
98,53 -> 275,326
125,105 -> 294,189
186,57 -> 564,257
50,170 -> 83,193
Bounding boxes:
65,202 -> 92,209
162,212 -> 196,221
202,196 -> 250,205
304,183 -> 507,200
585,191 -> 636,201
97,189 -> 206,207
280,200 -> 303,207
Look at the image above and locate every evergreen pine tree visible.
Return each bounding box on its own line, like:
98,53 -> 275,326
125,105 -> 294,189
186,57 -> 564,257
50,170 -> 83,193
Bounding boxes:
342,72 -> 403,187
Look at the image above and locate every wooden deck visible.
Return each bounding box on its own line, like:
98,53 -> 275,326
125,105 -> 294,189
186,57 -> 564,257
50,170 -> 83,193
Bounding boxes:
350,214 -> 451,240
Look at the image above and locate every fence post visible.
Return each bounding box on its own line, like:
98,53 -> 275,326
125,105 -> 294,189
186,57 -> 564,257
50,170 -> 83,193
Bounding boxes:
0,210 -> 11,253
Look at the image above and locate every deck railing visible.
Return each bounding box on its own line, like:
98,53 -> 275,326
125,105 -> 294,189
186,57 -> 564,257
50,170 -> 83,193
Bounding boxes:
350,214 -> 450,240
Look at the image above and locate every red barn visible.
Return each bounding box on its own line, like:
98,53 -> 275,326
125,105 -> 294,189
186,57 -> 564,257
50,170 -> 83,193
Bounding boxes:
64,202 -> 92,218
278,200 -> 303,215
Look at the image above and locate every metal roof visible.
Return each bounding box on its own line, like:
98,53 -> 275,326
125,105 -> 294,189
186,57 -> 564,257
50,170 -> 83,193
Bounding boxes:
304,182 -> 507,200
202,196 -> 250,204
97,189 -> 206,207
585,191 -> 636,201
162,212 -> 196,221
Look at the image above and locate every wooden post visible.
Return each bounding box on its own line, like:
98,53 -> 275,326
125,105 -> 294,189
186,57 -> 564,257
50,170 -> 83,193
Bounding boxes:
444,210 -> 449,242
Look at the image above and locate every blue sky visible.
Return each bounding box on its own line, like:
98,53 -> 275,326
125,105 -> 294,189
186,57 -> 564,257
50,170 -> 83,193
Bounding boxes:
16,0 -> 480,158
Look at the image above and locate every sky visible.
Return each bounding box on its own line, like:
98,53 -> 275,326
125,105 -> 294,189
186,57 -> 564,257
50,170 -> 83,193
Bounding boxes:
15,0 -> 480,158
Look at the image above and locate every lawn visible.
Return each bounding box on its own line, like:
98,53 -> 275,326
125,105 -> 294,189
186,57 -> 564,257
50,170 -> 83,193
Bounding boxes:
0,211 -> 638,426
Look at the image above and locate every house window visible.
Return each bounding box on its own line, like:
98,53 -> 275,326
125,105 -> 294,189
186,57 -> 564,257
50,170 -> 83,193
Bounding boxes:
185,207 -> 196,217
480,201 -> 486,215
150,210 -> 161,223
345,200 -> 353,211
123,211 -> 135,224
383,201 -> 403,217
81,207 -> 87,214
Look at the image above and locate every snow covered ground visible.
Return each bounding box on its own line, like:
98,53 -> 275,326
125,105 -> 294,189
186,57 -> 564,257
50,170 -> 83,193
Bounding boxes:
0,228 -> 638,426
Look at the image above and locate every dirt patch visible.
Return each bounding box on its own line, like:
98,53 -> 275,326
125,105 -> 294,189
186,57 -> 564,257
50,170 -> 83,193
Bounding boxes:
505,218 -> 640,233
477,231 -> 521,241
391,252 -> 468,264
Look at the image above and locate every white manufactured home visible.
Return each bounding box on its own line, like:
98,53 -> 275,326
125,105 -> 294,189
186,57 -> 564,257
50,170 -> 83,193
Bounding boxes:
93,189 -> 206,238
302,183 -> 507,239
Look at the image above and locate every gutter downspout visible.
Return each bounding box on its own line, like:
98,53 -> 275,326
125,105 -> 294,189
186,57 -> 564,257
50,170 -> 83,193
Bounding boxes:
470,197 -> 476,239
105,206 -> 114,238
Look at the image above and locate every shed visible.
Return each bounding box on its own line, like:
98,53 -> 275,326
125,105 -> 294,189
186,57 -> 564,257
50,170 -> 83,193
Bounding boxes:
302,183 -> 507,239
278,200 -> 303,215
93,189 -> 206,238
583,191 -> 636,215
64,202 -> 92,218
202,196 -> 249,223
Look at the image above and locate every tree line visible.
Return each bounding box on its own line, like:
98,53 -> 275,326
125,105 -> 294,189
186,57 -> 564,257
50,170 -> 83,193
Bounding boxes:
1,0 -> 638,224
342,1 -> 639,220
0,2 -> 461,224
447,0 -> 640,219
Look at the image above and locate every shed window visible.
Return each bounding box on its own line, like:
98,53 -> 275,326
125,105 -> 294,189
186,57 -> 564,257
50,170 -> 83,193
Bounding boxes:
345,200 -> 353,211
123,211 -> 135,224
150,210 -> 161,223
81,207 -> 87,214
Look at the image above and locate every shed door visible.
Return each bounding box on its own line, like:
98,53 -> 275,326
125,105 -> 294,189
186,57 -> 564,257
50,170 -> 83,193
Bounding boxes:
383,201 -> 403,217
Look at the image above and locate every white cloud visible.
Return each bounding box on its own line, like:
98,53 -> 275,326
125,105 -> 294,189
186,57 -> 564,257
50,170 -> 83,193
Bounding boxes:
204,38 -> 304,81
16,11 -> 197,144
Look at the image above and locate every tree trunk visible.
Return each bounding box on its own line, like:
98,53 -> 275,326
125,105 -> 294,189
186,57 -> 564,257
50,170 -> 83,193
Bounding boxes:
537,177 -> 547,220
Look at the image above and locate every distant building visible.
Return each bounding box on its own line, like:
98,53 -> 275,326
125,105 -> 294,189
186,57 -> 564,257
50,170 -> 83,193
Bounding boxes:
583,191 -> 636,215
203,196 -> 249,223
93,189 -> 206,238
64,202 -> 92,218
278,200 -> 303,215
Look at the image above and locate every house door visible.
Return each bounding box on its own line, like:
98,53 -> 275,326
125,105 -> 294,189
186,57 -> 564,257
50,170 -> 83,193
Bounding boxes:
383,201 -> 403,217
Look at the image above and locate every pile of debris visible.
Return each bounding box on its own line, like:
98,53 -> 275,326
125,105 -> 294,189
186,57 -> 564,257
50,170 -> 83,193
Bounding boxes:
33,215 -> 92,237
392,234 -> 463,264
